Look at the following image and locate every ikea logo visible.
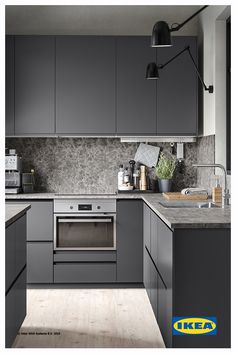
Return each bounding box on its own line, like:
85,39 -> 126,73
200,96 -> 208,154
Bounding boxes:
172,317 -> 217,336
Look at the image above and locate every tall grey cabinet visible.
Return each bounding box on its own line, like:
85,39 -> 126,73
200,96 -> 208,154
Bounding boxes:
56,36 -> 116,134
116,36 -> 157,135
6,36 -> 14,136
14,36 -> 55,134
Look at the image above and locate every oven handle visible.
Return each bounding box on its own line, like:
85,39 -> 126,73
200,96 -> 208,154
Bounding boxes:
58,218 -> 112,223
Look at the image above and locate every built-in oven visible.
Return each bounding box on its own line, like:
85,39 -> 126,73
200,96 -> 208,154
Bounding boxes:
54,199 -> 116,251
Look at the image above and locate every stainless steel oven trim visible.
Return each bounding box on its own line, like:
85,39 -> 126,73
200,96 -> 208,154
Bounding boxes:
54,213 -> 116,251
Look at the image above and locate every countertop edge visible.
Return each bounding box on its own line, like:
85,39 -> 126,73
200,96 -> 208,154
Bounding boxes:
6,204 -> 31,228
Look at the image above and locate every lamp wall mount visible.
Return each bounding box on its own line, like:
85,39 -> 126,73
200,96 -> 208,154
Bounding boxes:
146,46 -> 214,94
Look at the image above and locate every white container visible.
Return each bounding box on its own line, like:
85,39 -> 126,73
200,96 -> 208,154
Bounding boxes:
118,165 -> 124,189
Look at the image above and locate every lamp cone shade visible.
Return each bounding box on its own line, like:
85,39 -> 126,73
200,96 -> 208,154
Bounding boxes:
146,62 -> 159,79
151,21 -> 172,47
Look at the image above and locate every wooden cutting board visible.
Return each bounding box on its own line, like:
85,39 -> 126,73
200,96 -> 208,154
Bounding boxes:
163,192 -> 208,200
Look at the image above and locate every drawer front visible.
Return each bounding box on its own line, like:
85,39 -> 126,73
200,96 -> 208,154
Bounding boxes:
54,263 -> 116,283
151,211 -> 173,288
5,223 -> 15,292
15,268 -> 27,333
27,242 -> 53,283
5,287 -> 15,348
15,215 -> 26,276
54,251 -> 116,262
143,203 -> 151,252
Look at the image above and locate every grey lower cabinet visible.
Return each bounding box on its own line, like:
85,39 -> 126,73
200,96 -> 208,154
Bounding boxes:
7,200 -> 54,283
27,242 -> 53,283
116,36 -> 157,135
5,214 -> 27,348
14,36 -> 55,135
143,202 -> 230,348
156,36 -> 198,135
56,36 -> 116,134
54,263 -> 116,283
116,200 -> 143,282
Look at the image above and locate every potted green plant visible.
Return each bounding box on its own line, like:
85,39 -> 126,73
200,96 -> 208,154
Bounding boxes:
155,152 -> 177,192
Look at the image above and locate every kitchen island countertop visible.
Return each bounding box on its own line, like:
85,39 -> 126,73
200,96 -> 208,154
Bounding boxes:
5,203 -> 31,227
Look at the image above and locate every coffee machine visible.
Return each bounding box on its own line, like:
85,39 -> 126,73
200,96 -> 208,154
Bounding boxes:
5,149 -> 22,194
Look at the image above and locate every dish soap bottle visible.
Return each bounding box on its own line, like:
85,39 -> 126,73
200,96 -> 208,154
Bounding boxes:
212,177 -> 222,204
118,165 -> 124,190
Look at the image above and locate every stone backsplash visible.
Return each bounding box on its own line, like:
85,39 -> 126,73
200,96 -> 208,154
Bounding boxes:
6,136 -> 215,194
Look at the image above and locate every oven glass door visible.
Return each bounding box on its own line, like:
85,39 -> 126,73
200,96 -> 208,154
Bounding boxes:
54,214 -> 116,250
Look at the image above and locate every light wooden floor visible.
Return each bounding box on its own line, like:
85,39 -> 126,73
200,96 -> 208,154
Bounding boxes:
13,288 -> 165,348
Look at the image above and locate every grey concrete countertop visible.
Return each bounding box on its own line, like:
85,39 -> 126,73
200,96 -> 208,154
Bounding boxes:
6,192 -> 230,229
5,204 -> 31,228
142,194 -> 231,229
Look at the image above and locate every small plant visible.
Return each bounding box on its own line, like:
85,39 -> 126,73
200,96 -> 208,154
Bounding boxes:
155,152 -> 177,180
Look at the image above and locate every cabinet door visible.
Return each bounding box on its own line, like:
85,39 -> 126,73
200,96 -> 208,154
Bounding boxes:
15,36 -> 55,134
150,255 -> 158,318
56,36 -> 116,134
5,287 -> 15,348
15,215 -> 26,276
143,247 -> 151,299
116,36 -> 157,135
157,37 -> 197,135
116,200 -> 143,282
14,268 -> 26,335
157,272 -> 172,348
150,211 -> 173,288
6,35 -> 14,136
27,242 -> 53,283
5,223 -> 15,292
143,203 -> 151,252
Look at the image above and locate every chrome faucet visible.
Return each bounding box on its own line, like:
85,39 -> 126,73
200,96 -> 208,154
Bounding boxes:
192,164 -> 230,207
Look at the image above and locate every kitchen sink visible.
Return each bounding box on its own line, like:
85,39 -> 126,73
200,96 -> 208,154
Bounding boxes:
159,201 -> 220,209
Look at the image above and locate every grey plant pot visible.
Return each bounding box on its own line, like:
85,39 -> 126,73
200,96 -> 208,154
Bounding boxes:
158,179 -> 172,193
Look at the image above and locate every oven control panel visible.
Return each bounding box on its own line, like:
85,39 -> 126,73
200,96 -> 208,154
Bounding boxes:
54,199 -> 116,213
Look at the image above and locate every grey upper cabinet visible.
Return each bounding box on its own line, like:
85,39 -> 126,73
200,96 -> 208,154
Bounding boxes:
14,36 -> 55,135
56,36 -> 116,134
116,36 -> 157,135
6,36 -> 14,136
156,37 -> 198,135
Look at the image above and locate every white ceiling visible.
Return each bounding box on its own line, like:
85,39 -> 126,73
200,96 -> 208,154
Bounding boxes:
5,5 -> 203,35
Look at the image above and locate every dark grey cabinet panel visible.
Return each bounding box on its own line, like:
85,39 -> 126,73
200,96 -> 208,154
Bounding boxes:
157,274 -> 172,348
6,36 -> 14,136
5,269 -> 27,348
54,263 -> 116,283
15,215 -> 26,276
54,251 -> 116,262
26,201 -> 53,241
14,36 -> 55,134
150,256 -> 158,318
116,37 -> 157,135
143,203 -> 151,252
150,210 -> 172,287
156,37 -> 197,135
14,269 -> 27,336
143,247 -> 151,299
56,36 -> 116,134
173,228 -> 230,348
5,287 -> 15,348
27,242 -> 53,283
116,200 -> 143,282
5,223 -> 15,292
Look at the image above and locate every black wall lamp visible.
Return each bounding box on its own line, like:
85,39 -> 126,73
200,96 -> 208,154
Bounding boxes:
146,46 -> 214,93
151,5 -> 208,47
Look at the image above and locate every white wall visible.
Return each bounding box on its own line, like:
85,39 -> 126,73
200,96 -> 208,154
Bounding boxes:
198,5 -> 231,189
198,5 -> 229,136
